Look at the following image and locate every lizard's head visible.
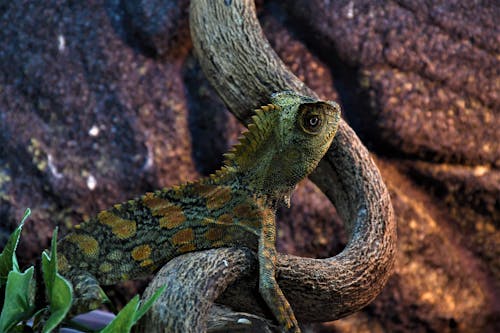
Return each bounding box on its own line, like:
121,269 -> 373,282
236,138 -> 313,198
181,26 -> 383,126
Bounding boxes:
267,91 -> 341,199
224,91 -> 341,206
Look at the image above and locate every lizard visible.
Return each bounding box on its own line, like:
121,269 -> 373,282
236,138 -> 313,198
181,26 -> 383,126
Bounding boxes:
56,91 -> 341,333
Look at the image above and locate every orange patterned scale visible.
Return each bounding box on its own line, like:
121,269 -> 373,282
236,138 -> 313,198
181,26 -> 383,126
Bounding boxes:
190,183 -> 213,194
57,254 -> 70,272
131,244 -> 152,261
233,203 -> 259,219
233,203 -> 261,228
203,186 -> 233,210
211,240 -> 225,247
158,207 -> 186,229
204,227 -> 223,241
177,243 -> 196,253
171,228 -> 195,245
139,259 -> 155,267
217,213 -> 233,225
143,193 -> 187,229
66,234 -> 99,257
98,211 -> 137,239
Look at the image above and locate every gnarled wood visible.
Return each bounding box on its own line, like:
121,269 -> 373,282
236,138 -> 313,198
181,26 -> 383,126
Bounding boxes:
137,0 -> 396,331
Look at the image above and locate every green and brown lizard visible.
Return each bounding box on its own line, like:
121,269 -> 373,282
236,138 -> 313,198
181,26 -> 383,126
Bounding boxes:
57,91 -> 341,332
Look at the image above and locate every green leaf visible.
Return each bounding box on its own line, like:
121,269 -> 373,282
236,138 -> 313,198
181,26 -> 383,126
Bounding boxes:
41,228 -> 73,333
99,285 -> 166,333
132,285 -> 166,323
99,296 -> 139,333
0,208 -> 31,285
42,275 -> 72,333
0,267 -> 36,332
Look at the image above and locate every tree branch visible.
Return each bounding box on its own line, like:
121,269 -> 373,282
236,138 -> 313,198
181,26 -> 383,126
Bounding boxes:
136,0 -> 396,331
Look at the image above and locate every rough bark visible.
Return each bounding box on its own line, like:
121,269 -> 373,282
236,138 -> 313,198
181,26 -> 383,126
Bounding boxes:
138,0 -> 396,331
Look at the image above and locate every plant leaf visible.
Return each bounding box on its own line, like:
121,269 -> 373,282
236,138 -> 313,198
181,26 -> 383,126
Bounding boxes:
41,228 -> 73,333
0,208 -> 31,285
132,285 -> 166,323
0,267 -> 36,332
99,285 -> 165,333
98,296 -> 139,333
42,275 -> 72,333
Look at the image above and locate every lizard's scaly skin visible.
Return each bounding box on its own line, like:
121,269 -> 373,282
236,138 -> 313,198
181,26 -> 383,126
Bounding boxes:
57,91 -> 341,333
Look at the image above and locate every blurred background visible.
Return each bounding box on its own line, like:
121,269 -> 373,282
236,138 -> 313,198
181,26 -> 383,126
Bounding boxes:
0,1 -> 498,332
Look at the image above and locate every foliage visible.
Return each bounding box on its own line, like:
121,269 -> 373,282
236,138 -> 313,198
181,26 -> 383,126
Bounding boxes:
40,228 -> 73,332
0,209 -> 164,332
99,286 -> 166,333
0,209 -> 34,332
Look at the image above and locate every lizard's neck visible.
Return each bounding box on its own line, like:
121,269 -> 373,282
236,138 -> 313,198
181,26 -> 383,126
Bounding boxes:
204,164 -> 285,209
213,104 -> 294,207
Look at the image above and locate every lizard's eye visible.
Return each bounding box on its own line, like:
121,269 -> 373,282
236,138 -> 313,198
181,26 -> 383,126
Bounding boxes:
308,115 -> 320,127
299,104 -> 324,134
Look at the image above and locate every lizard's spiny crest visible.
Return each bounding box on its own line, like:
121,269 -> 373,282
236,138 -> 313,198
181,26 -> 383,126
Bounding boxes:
223,104 -> 278,169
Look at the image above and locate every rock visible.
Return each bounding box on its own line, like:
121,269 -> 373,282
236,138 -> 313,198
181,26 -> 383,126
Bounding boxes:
122,0 -> 190,58
285,0 -> 499,166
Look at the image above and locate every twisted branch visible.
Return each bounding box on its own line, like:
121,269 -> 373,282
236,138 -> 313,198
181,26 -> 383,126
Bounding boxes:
137,0 -> 396,331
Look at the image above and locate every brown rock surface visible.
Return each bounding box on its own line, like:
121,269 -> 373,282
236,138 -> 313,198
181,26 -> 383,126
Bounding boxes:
286,1 -> 499,165
0,0 -> 498,332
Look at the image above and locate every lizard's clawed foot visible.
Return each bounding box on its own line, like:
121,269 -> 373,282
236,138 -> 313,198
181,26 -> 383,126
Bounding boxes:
66,271 -> 108,316
282,312 -> 300,333
278,308 -> 300,333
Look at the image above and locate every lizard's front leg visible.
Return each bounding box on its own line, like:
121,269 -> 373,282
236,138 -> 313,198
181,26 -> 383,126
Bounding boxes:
258,209 -> 300,333
64,270 -> 108,316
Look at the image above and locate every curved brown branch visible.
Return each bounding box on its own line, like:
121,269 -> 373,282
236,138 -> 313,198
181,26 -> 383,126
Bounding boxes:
135,248 -> 266,332
138,0 -> 396,331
